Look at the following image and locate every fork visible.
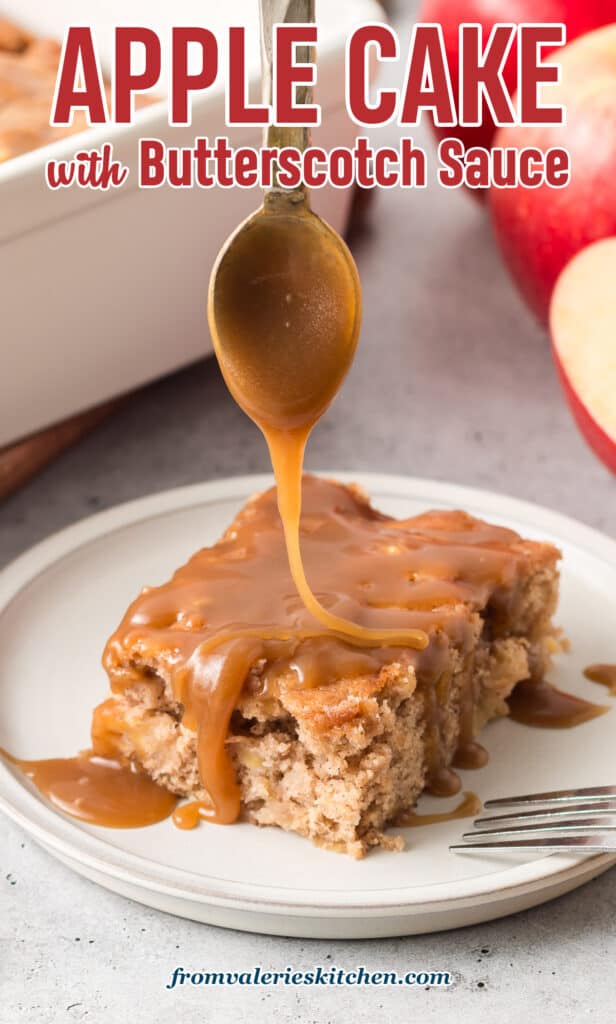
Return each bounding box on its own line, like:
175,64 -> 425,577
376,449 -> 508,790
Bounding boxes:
450,785 -> 616,854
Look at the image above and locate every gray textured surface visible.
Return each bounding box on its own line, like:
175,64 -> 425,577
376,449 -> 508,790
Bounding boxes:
1,1 -> 615,1021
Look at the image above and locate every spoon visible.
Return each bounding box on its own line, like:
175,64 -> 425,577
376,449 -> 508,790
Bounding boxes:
208,0 -> 427,651
208,0 -> 361,437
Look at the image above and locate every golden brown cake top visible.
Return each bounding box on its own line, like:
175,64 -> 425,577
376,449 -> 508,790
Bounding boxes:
106,475 -> 555,668
105,475 -> 559,677
101,476 -> 560,824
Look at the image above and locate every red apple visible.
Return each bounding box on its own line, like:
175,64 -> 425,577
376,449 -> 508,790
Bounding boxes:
550,237 -> 616,474
489,24 -> 616,321
417,0 -> 612,154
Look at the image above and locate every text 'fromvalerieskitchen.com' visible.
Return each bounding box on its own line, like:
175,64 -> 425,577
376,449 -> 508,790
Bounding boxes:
165,964 -> 454,989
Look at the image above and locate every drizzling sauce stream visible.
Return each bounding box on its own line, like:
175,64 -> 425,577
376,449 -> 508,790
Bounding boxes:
208,199 -> 426,652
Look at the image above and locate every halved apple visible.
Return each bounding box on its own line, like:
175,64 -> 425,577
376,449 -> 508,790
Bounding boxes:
418,0 -> 614,179
550,237 -> 616,474
489,24 -> 616,321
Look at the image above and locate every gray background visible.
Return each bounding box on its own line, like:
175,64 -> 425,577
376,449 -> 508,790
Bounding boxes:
2,2 -> 615,1021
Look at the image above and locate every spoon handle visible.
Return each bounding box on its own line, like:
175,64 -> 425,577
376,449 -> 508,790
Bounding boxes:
259,0 -> 315,201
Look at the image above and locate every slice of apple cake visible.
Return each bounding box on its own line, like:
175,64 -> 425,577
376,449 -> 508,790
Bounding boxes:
93,476 -> 561,857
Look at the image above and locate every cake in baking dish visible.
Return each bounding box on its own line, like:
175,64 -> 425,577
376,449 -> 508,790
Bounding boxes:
0,16 -> 153,163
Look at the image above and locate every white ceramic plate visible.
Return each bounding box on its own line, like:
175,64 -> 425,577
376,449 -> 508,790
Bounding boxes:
1,473 -> 615,938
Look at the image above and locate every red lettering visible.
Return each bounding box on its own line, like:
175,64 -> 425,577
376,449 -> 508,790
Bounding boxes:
228,28 -> 268,124
171,28 -> 218,125
260,149 -> 277,188
329,148 -> 353,186
212,136 -> 233,186
491,147 -> 517,187
73,144 -> 122,188
400,137 -> 426,187
47,144 -> 128,190
460,25 -> 516,127
438,138 -> 465,187
374,148 -> 398,186
167,148 -> 192,187
234,149 -> 259,187
51,27 -> 107,125
194,137 -> 214,187
545,147 -> 569,187
115,28 -> 161,123
140,139 -> 165,186
275,26 -> 319,125
517,147 -> 543,187
46,160 -> 77,188
518,25 -> 565,124
276,149 -> 302,188
303,149 -> 327,187
400,26 -> 455,126
464,147 -> 490,188
354,136 -> 373,186
347,25 -> 397,125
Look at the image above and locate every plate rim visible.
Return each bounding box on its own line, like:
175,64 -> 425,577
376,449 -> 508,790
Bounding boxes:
1,471 -> 615,916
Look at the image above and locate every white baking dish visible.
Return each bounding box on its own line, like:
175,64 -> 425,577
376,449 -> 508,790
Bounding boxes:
0,0 -> 383,447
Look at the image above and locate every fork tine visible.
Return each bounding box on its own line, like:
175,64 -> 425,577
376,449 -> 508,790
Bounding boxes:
450,836 -> 616,854
484,784 -> 616,809
463,818 -> 616,840
475,802 -> 616,829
